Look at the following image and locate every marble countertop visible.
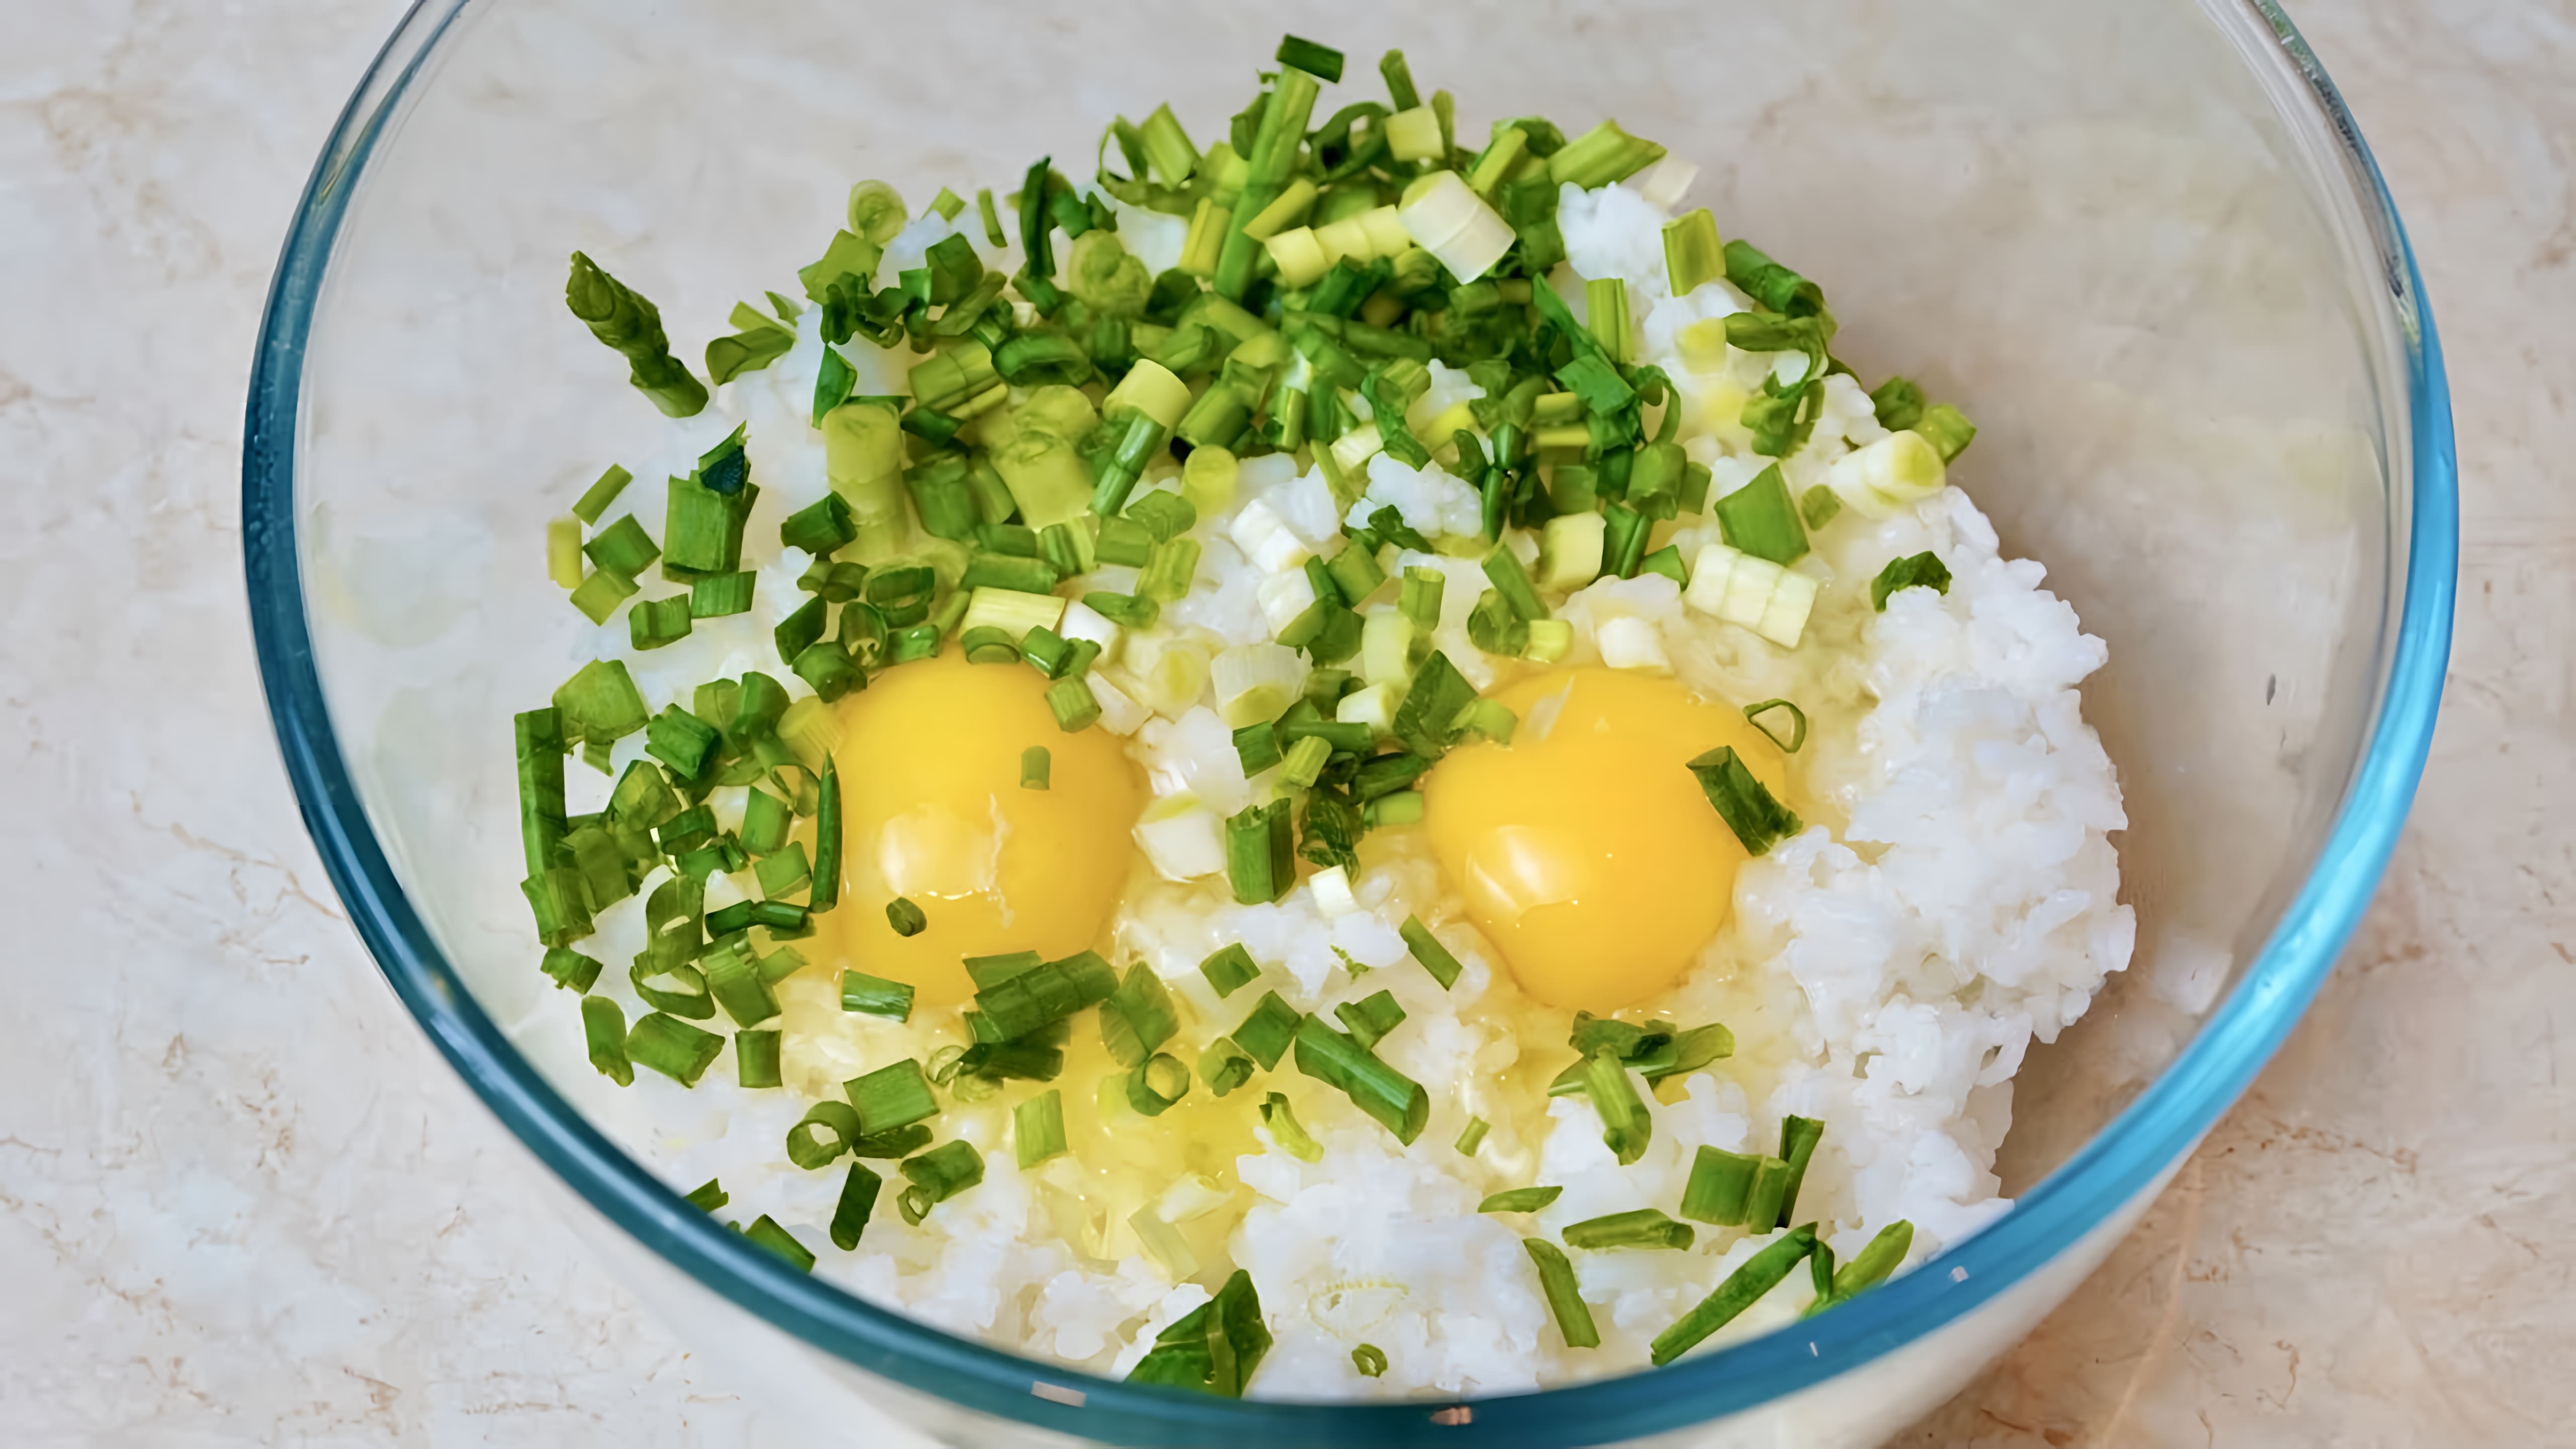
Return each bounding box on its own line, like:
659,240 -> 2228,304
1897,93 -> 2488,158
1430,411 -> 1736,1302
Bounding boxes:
5,0 -> 2566,1442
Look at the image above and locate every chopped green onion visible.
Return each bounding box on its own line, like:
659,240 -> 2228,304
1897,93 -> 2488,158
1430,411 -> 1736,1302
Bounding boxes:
774,594 -> 827,667
1020,625 -> 1074,678
897,1140 -> 985,1224
1124,1268 -> 1272,1398
813,345 -> 856,426
1399,914 -> 1464,990
663,431 -> 759,576
1100,963 -> 1181,1069
1127,1051 -> 1194,1115
1095,516 -> 1156,569
1126,490 -> 1197,542
1140,537 -> 1202,602
568,566 -> 639,625
1800,484 -> 1843,531
831,1163 -> 883,1251
1200,1036 -> 1258,1097
689,571 -> 756,617
972,949 -> 1118,1039
704,938 -> 783,1026
1349,1343 -> 1388,1378
1019,745 -> 1052,790
839,969 -> 914,1022
1547,118 -> 1666,189
787,1100 -> 863,1169
1084,589 -> 1160,629
1869,376 -> 1925,431
644,704 -> 721,781
1744,1155 -> 1793,1230
1391,651 -> 1476,760
1225,799 -> 1295,904
627,1012 -> 724,1086
1775,1115 -> 1825,1227
1686,746 -> 1804,856
547,514 -> 586,589
1649,1226 -> 1816,1365
1722,238 -> 1827,320
781,492 -> 858,557
684,1177 -> 728,1212
851,1123 -> 934,1159
1365,790 -> 1424,828
757,945 -> 808,986
958,551 -> 1062,596
744,1215 -> 815,1272
792,640 -> 862,703
572,463 -> 633,525
1563,1208 -> 1695,1251
1583,1051 -> 1651,1165
1455,1117 -> 1491,1157
1871,550 -> 1954,611
630,956 -> 713,1020
564,252 -> 707,418
1743,699 -> 1808,753
1258,1091 -> 1323,1162
1279,734 -> 1332,789
1015,1089 -> 1069,1169
1524,1239 -> 1601,1349
880,897 -> 926,938
1333,989 -> 1406,1050
1274,33 -> 1344,81
1234,992 -> 1303,1071
1293,1014 -> 1429,1145
1916,404 -> 1976,461
581,995 -> 631,1085
1635,1022 -> 1735,1083
1712,463 -> 1808,565
1480,1185 -> 1563,1214
1044,674 -> 1101,732
1480,544 -> 1550,621
1199,944 -> 1261,999
1821,1220 -> 1914,1307
1680,1145 -> 1759,1226
846,1058 -> 939,1134
514,707 -> 570,877
796,755 -> 840,908
542,946 -> 603,993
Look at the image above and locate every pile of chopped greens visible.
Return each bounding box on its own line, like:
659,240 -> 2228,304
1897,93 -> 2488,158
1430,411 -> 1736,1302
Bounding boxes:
522,32 -> 1947,1392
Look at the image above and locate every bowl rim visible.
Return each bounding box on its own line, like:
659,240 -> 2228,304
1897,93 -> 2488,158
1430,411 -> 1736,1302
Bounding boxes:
242,2 -> 2456,1441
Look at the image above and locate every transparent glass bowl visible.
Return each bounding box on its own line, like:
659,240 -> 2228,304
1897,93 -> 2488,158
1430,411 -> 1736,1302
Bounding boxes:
243,0 -> 2454,1443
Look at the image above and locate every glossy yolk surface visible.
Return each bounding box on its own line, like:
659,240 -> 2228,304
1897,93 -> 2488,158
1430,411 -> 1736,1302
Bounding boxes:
1422,667 -> 1795,1013
818,653 -> 1142,1008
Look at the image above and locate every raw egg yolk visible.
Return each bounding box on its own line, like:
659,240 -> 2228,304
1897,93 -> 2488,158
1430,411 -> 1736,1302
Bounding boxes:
1422,667 -> 1795,1013
818,652 -> 1143,1009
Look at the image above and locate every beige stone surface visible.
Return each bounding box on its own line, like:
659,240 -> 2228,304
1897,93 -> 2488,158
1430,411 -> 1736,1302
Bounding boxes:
1,0 -> 2565,1444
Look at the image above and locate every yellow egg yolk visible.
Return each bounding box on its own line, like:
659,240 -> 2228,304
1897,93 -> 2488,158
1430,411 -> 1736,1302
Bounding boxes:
817,653 -> 1143,1009
1422,667 -> 1796,1013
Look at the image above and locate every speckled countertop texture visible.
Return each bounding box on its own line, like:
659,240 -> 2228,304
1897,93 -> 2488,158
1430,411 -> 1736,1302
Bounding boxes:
4,1 -> 2568,1443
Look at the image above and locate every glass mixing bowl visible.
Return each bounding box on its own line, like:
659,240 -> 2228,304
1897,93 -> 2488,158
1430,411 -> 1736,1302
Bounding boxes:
243,0 -> 2454,1442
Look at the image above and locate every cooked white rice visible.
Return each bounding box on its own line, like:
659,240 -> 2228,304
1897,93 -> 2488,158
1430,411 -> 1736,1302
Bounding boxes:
515,169 -> 2132,1398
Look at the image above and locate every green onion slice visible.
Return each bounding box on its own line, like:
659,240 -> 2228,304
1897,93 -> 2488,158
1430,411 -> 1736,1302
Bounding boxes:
885,896 -> 927,937
1686,746 -> 1804,856
1399,914 -> 1464,989
627,1012 -> 723,1086
1258,1091 -> 1323,1162
683,1177 -> 728,1212
1455,1116 -> 1490,1157
1233,992 -> 1303,1071
840,969 -> 915,1021
1100,963 -> 1181,1069
1583,1050 -> 1651,1165
1292,1015 -> 1429,1145
787,1100 -> 863,1169
1775,1115 -> 1825,1228
581,995 -> 631,1085
897,1140 -> 986,1224
845,1058 -> 939,1135
1649,1226 -> 1817,1365
1124,1268 -> 1271,1398
831,1163 -> 883,1251
1680,1146 -> 1760,1227
1479,1185 -> 1563,1214
1020,745 -> 1052,789
1563,1208 -> 1695,1252
1871,550 -> 1954,610
736,1029 -> 783,1090
1743,699 -> 1808,753
1198,943 -> 1261,999
1015,1089 -> 1070,1169
744,1215 -> 815,1272
1524,1239 -> 1601,1349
